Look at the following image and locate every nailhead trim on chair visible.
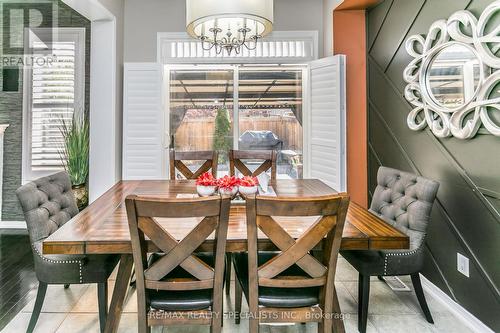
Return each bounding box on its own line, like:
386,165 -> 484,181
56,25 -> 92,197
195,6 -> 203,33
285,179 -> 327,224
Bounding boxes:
383,249 -> 419,275
32,244 -> 84,283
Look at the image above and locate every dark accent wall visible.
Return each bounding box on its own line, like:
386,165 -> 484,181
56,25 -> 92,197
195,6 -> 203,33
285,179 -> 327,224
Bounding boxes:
367,0 -> 500,330
0,0 -> 90,221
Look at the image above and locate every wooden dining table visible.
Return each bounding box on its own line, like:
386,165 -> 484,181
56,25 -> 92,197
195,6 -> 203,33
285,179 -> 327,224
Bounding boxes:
43,179 -> 409,333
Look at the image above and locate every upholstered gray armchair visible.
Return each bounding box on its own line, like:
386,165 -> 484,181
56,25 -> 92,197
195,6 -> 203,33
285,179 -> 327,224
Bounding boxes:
341,166 -> 439,333
16,172 -> 119,333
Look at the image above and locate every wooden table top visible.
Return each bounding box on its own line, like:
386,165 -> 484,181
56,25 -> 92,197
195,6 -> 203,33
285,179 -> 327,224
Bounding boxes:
43,179 -> 409,255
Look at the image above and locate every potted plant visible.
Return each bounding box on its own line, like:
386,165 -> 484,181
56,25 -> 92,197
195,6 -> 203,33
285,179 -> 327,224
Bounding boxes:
213,107 -> 232,165
238,176 -> 259,195
196,172 -> 217,197
217,175 -> 239,197
59,112 -> 89,210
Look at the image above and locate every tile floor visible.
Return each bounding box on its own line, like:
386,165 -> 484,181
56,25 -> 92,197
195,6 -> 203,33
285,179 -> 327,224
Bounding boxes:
2,256 -> 474,333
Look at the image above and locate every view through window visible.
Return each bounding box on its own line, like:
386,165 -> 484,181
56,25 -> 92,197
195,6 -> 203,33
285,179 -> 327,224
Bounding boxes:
169,65 -> 304,179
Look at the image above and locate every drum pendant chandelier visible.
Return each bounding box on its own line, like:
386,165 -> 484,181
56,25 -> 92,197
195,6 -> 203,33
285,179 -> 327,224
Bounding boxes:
186,0 -> 274,55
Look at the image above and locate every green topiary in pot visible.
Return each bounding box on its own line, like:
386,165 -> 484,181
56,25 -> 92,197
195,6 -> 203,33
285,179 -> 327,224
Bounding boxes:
213,107 -> 232,164
58,112 -> 89,210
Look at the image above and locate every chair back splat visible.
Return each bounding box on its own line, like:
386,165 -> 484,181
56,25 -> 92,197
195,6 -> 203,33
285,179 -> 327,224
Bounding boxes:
229,149 -> 277,180
126,194 -> 231,332
242,193 -> 350,332
170,150 -> 218,180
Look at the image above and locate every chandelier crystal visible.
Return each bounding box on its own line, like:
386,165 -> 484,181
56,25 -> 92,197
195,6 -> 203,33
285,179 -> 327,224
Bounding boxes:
186,0 -> 274,55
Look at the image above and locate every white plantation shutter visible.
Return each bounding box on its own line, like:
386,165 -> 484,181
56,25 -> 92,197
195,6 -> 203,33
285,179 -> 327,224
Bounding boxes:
123,63 -> 167,180
309,56 -> 346,191
23,28 -> 85,182
31,42 -> 75,169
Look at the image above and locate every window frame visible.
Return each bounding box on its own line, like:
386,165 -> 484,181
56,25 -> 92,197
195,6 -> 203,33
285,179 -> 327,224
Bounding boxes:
164,63 -> 309,178
22,27 -> 85,183
158,31 -> 318,178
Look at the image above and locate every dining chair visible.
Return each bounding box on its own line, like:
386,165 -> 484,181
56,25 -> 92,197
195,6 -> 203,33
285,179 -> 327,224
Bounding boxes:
227,149 -> 277,294
341,166 -> 439,333
233,193 -> 350,333
125,194 -> 231,333
128,150 -> 218,288
16,171 -> 120,333
169,149 -> 218,179
229,149 -> 277,180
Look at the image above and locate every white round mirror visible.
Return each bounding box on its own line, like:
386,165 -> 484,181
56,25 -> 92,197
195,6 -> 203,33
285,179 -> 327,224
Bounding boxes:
426,43 -> 481,109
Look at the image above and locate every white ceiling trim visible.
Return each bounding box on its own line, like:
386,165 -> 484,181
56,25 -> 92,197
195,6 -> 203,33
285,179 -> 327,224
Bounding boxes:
61,0 -> 114,21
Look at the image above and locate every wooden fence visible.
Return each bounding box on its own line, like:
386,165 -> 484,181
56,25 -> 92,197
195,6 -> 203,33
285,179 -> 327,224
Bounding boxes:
174,116 -> 302,151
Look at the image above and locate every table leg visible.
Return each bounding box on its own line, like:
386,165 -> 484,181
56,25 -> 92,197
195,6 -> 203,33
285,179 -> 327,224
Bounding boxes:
105,254 -> 134,333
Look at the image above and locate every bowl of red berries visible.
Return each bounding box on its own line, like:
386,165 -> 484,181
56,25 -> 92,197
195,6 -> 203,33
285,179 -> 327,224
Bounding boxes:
195,172 -> 217,197
238,176 -> 259,195
217,175 -> 239,197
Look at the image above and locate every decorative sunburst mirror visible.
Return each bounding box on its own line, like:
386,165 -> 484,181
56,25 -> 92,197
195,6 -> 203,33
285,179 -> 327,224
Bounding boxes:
403,0 -> 500,139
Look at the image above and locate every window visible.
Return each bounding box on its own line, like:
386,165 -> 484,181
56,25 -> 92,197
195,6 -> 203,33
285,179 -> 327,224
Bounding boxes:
168,65 -> 305,179
22,28 -> 85,182
158,32 -> 315,180
158,31 -> 318,64
169,68 -> 235,171
238,67 -> 304,178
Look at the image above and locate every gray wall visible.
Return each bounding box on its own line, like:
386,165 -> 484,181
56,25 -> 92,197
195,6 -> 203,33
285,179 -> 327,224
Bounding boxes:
0,0 -> 90,221
367,0 -> 499,330
123,0 -> 325,62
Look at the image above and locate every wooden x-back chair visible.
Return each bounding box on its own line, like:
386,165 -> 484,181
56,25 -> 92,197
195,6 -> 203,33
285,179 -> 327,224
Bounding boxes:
229,149 -> 277,180
234,194 -> 350,333
126,194 -> 231,333
226,149 -> 278,293
170,150 -> 218,180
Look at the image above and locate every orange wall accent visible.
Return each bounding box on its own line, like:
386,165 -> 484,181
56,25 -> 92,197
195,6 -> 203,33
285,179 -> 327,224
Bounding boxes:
337,0 -> 381,10
333,6 -> 372,208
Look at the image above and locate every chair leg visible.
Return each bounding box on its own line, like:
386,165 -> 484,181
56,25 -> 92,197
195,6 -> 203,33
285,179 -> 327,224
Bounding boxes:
318,316 -> 332,333
137,281 -> 150,333
137,305 -> 150,333
97,282 -> 108,333
139,322 -> 151,333
358,273 -> 370,333
411,273 -> 434,324
211,312 -> 222,333
27,282 -> 47,333
332,285 -> 346,333
235,278 -> 242,324
249,292 -> 259,333
210,325 -> 221,333
225,253 -> 232,295
249,317 -> 259,333
211,309 -> 222,333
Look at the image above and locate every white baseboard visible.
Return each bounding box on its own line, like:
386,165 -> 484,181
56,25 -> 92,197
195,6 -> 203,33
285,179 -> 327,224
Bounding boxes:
420,274 -> 494,333
0,221 -> 27,229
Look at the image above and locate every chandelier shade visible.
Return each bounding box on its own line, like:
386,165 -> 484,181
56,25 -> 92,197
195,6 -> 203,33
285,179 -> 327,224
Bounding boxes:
186,0 -> 274,55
